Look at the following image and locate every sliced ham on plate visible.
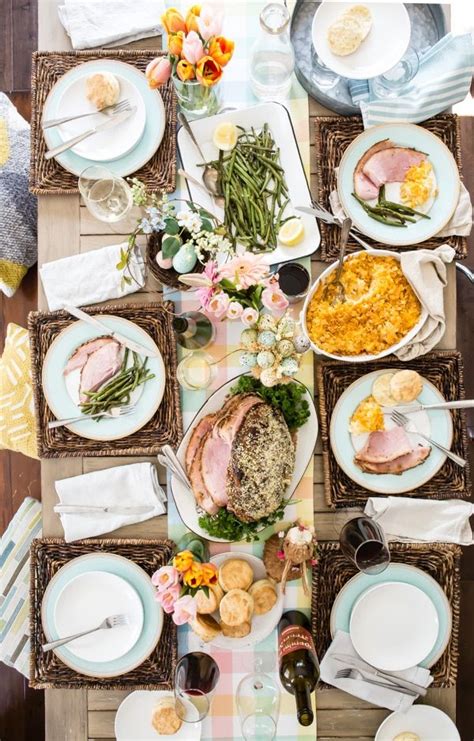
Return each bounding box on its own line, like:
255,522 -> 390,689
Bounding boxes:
79,340 -> 124,403
355,425 -> 413,464
356,445 -> 431,475
353,138 -> 427,200
63,336 -> 118,376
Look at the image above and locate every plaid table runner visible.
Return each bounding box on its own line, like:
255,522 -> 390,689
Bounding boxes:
166,2 -> 316,738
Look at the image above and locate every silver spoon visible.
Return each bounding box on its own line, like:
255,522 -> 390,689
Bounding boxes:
178,168 -> 225,209
323,217 -> 352,305
178,111 -> 222,199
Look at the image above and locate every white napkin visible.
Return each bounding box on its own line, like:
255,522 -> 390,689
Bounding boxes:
55,462 -> 166,542
365,497 -> 474,546
395,244 -> 455,360
320,630 -> 433,712
58,0 -> 164,50
39,242 -> 145,311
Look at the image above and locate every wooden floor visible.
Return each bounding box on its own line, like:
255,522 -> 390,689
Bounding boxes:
0,5 -> 472,740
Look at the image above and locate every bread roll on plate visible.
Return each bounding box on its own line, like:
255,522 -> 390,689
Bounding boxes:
195,583 -> 224,615
218,558 -> 254,592
221,620 -> 251,638
248,579 -> 278,615
151,697 -> 182,735
189,614 -> 221,642
390,370 -> 423,403
85,72 -> 120,110
327,16 -> 364,56
219,589 -> 254,626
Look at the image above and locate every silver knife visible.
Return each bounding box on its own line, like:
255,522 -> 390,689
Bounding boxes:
54,504 -> 154,515
395,399 -> 474,413
295,205 -> 374,252
332,654 -> 428,696
45,106 -> 136,160
65,305 -> 159,358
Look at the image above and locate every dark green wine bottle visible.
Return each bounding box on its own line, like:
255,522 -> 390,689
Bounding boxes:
278,610 -> 319,727
172,311 -> 215,350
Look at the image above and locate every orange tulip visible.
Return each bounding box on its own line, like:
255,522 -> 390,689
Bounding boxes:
195,56 -> 222,87
185,4 -> 201,33
176,59 -> 196,82
161,7 -> 186,35
168,31 -> 185,58
183,562 -> 203,588
208,36 -> 234,67
173,550 -> 194,573
200,563 -> 218,587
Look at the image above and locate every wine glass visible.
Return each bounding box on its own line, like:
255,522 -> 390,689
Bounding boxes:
78,165 -> 133,223
371,47 -> 420,99
339,516 -> 390,575
236,658 -> 280,741
176,351 -> 217,391
174,652 -> 220,723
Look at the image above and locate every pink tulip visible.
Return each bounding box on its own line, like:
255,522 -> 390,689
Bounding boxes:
172,595 -> 197,625
145,57 -> 172,89
241,307 -> 259,327
207,291 -> 230,319
156,583 -> 181,613
151,565 -> 180,592
182,30 -> 205,64
197,5 -> 223,41
262,287 -> 289,313
227,301 -> 244,320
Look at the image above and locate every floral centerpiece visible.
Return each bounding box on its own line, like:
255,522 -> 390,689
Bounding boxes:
145,5 -> 235,117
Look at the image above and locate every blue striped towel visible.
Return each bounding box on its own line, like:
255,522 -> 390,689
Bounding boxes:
0,497 -> 42,677
349,33 -> 474,128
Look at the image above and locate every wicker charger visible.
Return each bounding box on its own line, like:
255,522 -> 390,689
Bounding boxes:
316,351 -> 471,508
28,301 -> 182,458
30,50 -> 177,195
312,542 -> 461,688
30,538 -> 177,690
313,113 -> 467,261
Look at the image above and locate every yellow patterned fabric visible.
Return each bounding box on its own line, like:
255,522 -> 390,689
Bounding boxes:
0,323 -> 38,459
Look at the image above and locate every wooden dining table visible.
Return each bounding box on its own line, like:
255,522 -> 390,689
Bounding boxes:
37,1 -> 459,738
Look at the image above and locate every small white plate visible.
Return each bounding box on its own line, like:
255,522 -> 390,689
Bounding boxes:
53,571 -> 144,663
206,552 -> 284,650
375,704 -> 460,741
312,2 -> 411,80
115,690 -> 202,740
349,581 -> 439,672
56,72 -> 146,162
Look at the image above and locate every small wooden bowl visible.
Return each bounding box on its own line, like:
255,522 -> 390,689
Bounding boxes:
146,232 -> 205,291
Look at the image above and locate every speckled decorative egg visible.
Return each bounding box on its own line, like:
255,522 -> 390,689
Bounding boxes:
260,368 -> 278,387
156,250 -> 173,270
258,314 -> 277,332
279,357 -> 299,377
172,244 -> 197,274
278,316 -> 296,338
293,334 -> 311,353
241,328 -> 258,350
239,351 -> 258,369
257,350 -> 275,369
277,339 -> 294,358
258,330 -> 277,349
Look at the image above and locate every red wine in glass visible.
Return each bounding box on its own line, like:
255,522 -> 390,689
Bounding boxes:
174,652 -> 220,722
339,517 -> 390,575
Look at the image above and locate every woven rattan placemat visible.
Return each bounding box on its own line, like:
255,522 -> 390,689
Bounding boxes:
312,542 -> 461,688
28,301 -> 182,458
316,351 -> 471,508
30,50 -> 176,195
30,538 -> 177,689
313,113 -> 467,261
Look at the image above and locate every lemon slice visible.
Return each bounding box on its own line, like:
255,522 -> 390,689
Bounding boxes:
213,122 -> 238,151
278,218 -> 305,246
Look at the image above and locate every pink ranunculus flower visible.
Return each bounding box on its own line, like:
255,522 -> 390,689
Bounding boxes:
218,253 -> 269,290
156,583 -> 181,613
227,301 -> 244,320
172,594 -> 197,625
207,291 -> 230,319
151,565 -> 180,592
241,307 -> 259,327
197,5 -> 223,41
145,57 -> 172,89
262,287 -> 289,313
182,30 -> 205,64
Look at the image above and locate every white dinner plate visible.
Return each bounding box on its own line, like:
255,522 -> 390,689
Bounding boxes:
312,2 -> 411,80
177,101 -> 320,265
55,71 -> 146,161
115,691 -> 202,740
375,705 -> 460,741
169,374 -> 318,542
349,581 -> 439,671
53,571 -> 144,663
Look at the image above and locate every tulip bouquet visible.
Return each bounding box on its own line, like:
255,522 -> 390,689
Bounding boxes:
152,549 -> 218,626
146,5 -> 235,116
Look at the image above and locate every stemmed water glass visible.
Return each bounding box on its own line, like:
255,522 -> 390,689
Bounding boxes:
236,658 -> 280,740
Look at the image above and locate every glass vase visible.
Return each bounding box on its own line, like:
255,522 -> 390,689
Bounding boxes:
173,76 -> 221,119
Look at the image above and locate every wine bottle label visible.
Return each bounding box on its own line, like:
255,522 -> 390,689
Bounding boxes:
279,625 -> 317,659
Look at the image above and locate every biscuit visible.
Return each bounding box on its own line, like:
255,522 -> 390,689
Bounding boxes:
344,5 -> 372,39
393,734 -> 420,741
221,620 -> 251,638
218,558 -> 254,592
195,583 -> 224,615
151,697 -> 182,735
85,71 -> 120,110
189,614 -> 221,642
390,370 -> 423,403
372,372 -> 397,407
248,579 -> 278,615
327,16 -> 364,56
219,589 -> 254,626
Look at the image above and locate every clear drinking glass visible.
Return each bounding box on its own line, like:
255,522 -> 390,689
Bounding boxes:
339,516 -> 390,575
237,659 -> 280,741
174,652 -> 220,723
250,2 -> 295,101
310,47 -> 340,90
78,165 -> 133,223
176,351 -> 217,391
371,47 -> 420,99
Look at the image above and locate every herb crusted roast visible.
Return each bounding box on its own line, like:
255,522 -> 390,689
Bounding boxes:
185,393 -> 295,522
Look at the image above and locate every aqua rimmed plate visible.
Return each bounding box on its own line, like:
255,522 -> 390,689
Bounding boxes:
337,123 -> 460,246
330,563 -> 452,668
41,553 -> 163,678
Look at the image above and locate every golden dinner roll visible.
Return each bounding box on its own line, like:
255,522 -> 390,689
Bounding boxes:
327,16 -> 364,56
248,579 -> 278,615
219,589 -> 254,626
390,370 -> 423,403
344,5 -> 372,39
151,697 -> 182,735
85,71 -> 120,110
189,614 -> 221,642
392,733 -> 420,741
195,583 -> 224,615
372,372 -> 397,407
221,620 -> 251,638
218,558 -> 254,592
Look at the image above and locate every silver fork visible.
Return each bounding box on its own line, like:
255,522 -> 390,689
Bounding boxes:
335,668 -> 417,696
42,99 -> 131,129
42,614 -> 129,652
323,217 -> 352,305
48,404 -> 136,429
390,409 -> 467,468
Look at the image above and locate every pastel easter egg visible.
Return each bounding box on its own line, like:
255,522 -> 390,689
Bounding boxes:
293,334 -> 311,353
278,316 -> 296,338
258,314 -> 277,332
277,339 -> 294,358
241,328 -> 258,350
156,250 -> 173,270
257,350 -> 275,369
239,351 -> 258,369
258,330 -> 277,349
279,357 -> 299,376
172,244 -> 197,274
260,368 -> 278,387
